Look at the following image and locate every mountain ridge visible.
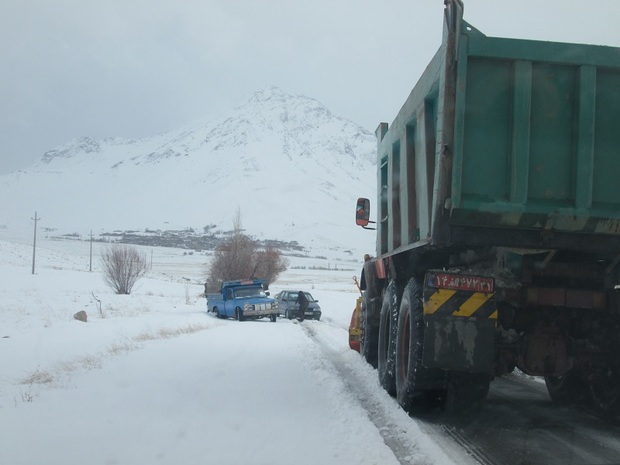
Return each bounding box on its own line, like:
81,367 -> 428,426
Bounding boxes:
1,86 -> 378,260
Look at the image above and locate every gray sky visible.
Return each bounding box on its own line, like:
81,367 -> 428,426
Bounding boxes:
2,0 -> 619,174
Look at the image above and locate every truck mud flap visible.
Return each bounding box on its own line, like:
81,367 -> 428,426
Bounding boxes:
423,317 -> 495,372
422,274 -> 497,372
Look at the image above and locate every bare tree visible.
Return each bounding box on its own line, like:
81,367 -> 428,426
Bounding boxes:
209,221 -> 256,282
253,246 -> 289,288
208,210 -> 289,288
101,244 -> 149,294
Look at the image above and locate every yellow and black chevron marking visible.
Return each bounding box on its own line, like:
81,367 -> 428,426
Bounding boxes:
424,288 -> 497,319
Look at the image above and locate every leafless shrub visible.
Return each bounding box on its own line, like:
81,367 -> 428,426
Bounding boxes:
74,355 -> 103,370
253,246 -> 289,288
208,210 -> 288,287
20,389 -> 38,403
91,291 -> 103,317
101,244 -> 149,294
133,330 -> 157,342
107,340 -> 141,355
159,323 -> 208,337
20,368 -> 54,385
134,323 -> 208,342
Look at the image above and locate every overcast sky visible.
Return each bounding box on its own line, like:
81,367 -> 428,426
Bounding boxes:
2,0 -> 619,174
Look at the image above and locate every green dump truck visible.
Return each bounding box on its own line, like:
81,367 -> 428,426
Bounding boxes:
355,0 -> 620,415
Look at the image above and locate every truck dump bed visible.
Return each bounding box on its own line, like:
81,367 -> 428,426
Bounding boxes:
376,1 -> 620,256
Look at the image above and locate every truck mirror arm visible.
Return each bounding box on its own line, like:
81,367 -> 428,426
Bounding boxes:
360,220 -> 376,230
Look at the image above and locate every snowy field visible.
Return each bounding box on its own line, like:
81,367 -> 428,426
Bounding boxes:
0,231 -> 457,465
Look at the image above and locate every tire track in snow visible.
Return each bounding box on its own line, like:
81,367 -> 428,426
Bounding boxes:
300,322 -> 479,465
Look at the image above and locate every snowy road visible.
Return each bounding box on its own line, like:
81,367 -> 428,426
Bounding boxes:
2,236 -> 620,464
1,314 -> 453,465
417,374 -> 620,465
2,319 -> 397,465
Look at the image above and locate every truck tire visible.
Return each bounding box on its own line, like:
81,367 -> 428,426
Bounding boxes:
360,293 -> 379,368
585,315 -> 620,416
378,280 -> 400,396
362,260 -> 379,297
270,313 -> 277,323
236,308 -> 245,321
588,361 -> 620,415
545,372 -> 590,406
360,261 -> 382,368
395,278 -> 429,411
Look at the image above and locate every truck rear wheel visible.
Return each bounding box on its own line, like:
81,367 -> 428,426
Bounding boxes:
360,293 -> 379,368
585,314 -> 620,416
588,362 -> 620,415
378,280 -> 400,396
545,372 -> 590,406
395,278 -> 429,411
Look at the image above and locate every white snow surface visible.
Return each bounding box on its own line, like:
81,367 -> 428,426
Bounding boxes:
0,232 -> 457,465
0,86 -> 377,262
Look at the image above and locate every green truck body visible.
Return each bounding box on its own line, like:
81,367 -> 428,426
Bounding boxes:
375,5 -> 620,256
357,0 -> 620,416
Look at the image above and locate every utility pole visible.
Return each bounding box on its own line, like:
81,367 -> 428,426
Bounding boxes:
89,230 -> 93,272
31,211 -> 40,275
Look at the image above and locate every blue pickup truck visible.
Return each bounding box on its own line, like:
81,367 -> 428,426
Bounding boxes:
206,279 -> 279,322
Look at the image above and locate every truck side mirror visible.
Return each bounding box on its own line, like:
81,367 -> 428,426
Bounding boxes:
356,198 -> 371,227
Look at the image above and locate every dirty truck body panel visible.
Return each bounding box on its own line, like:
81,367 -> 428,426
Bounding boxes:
359,0 -> 620,415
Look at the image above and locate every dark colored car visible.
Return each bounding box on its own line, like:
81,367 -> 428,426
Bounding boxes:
274,290 -> 322,320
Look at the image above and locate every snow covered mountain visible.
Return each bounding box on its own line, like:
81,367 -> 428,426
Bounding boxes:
0,86 -> 378,259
